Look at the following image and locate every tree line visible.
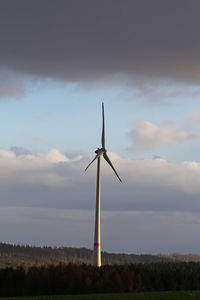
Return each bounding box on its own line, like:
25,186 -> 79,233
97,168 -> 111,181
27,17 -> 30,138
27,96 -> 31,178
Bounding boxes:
1,262 -> 200,296
0,243 -> 182,268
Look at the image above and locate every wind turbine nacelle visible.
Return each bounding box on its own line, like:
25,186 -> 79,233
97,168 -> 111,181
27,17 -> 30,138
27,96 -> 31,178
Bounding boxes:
95,148 -> 105,155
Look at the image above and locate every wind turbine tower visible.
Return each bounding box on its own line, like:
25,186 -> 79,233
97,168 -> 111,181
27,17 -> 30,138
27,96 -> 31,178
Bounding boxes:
85,103 -> 122,267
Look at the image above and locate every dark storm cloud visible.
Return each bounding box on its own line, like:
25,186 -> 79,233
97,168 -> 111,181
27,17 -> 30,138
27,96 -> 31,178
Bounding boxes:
0,0 -> 200,83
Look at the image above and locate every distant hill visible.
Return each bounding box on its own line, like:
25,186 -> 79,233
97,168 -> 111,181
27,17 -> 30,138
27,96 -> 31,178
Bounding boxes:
0,243 -> 200,268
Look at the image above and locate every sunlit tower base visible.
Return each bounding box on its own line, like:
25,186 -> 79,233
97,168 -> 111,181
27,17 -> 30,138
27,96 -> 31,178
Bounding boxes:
93,156 -> 101,267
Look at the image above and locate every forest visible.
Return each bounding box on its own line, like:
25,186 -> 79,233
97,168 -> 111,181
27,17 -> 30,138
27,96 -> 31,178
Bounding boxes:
1,243 -> 200,268
1,262 -> 200,296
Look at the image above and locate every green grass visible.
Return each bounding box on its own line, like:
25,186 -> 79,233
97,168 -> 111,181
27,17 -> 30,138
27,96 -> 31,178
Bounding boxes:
2,291 -> 200,300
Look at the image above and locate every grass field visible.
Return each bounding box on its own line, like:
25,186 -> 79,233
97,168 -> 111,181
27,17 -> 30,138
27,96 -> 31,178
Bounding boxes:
2,291 -> 200,300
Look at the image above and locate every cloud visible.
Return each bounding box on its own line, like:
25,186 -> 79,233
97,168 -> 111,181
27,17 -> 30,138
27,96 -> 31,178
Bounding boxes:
10,146 -> 32,157
0,206 -> 94,248
1,206 -> 200,253
0,148 -> 71,187
0,69 -> 25,99
40,149 -> 69,163
129,118 -> 195,152
1,148 -> 200,214
119,80 -> 200,104
185,111 -> 200,126
0,0 -> 200,85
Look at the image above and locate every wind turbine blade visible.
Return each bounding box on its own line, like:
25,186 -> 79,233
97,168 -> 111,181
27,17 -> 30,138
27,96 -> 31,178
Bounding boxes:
103,152 -> 122,182
85,152 -> 102,171
101,102 -> 105,149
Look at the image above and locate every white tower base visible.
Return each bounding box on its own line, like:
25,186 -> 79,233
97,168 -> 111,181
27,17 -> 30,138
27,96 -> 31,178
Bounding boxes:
93,156 -> 101,267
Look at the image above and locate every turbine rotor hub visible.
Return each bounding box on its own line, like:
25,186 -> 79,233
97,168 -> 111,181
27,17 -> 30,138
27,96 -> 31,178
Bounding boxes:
95,148 -> 100,154
95,147 -> 106,154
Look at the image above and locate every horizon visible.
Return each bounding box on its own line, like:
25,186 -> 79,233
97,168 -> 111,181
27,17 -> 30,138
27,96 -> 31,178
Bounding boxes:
2,241 -> 200,256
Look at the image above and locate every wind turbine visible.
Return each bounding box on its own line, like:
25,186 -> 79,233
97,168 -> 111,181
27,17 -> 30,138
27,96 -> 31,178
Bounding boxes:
85,103 -> 122,267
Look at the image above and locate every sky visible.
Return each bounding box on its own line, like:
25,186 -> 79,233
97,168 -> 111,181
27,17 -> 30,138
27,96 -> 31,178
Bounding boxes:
1,0 -> 200,254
